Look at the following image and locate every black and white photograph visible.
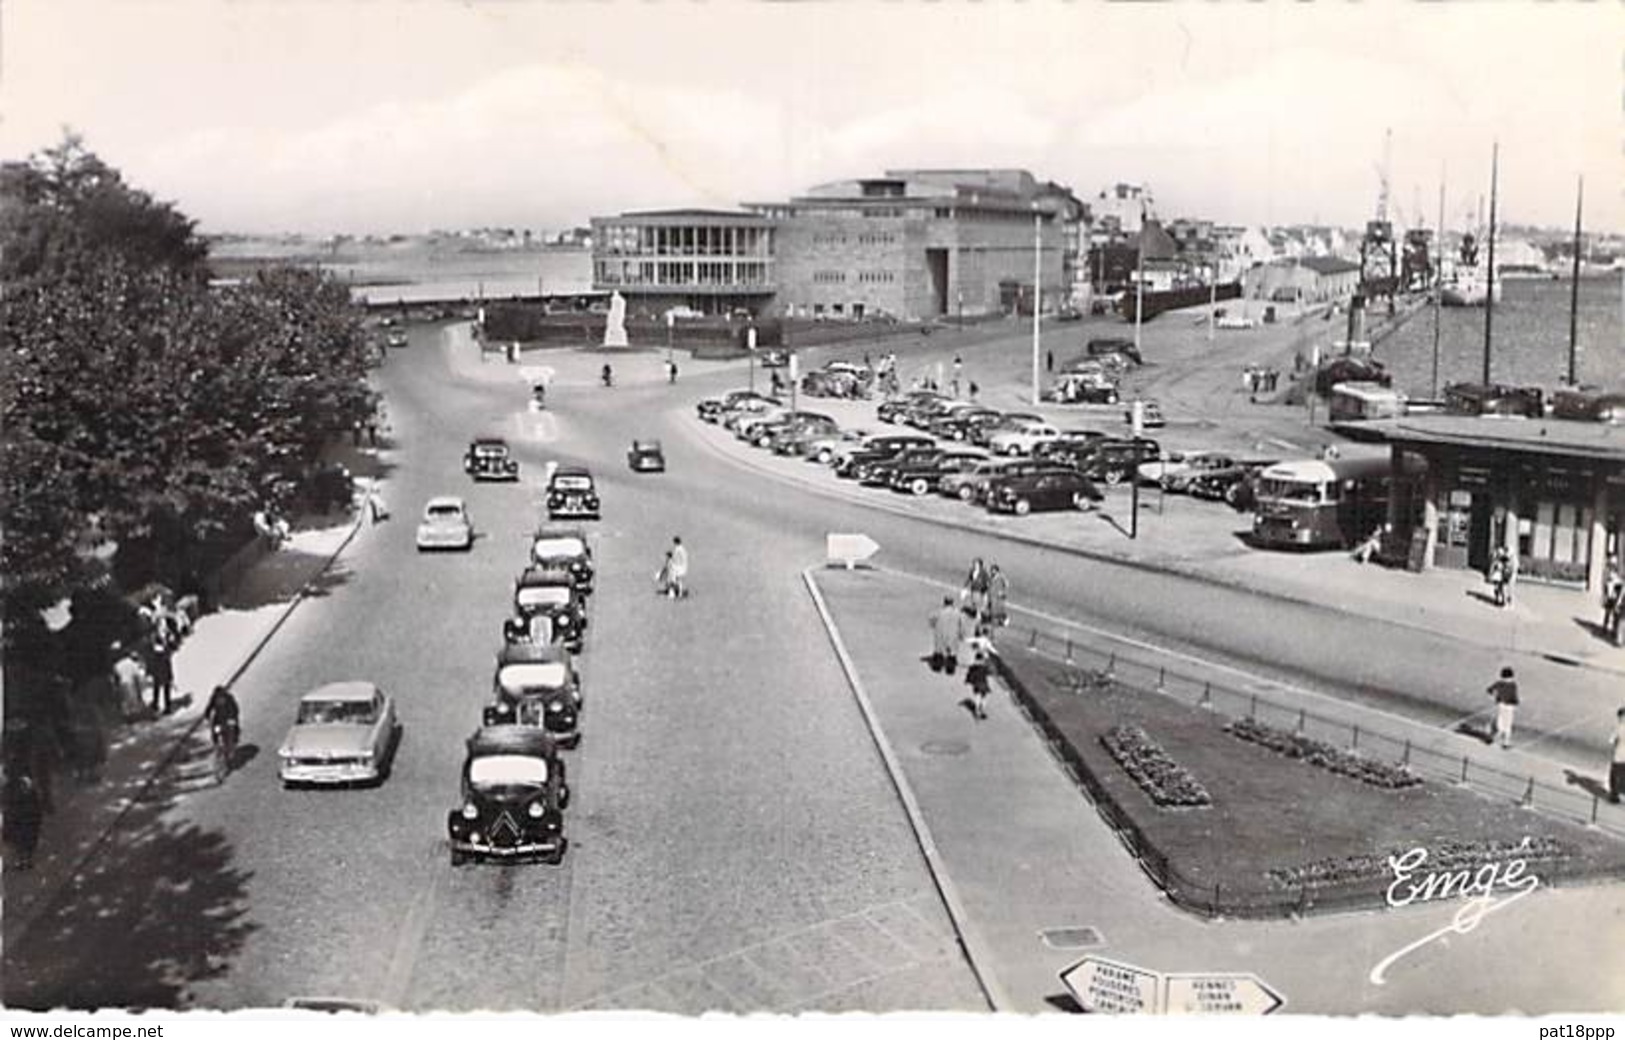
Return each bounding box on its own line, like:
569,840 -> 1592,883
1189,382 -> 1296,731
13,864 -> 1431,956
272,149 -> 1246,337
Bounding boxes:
4,0 -> 1625,1025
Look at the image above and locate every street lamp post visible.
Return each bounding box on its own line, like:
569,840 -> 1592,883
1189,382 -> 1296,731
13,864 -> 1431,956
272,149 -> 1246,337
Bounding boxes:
747,326 -> 757,394
665,311 -> 675,376
1031,206 -> 1043,406
1208,265 -> 1217,344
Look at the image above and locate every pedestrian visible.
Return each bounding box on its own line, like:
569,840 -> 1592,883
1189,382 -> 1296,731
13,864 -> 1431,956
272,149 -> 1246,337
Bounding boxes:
929,596 -> 964,674
111,643 -> 149,721
1601,561 -> 1622,636
863,352 -> 872,372
1046,350 -> 1054,373
2,773 -> 44,870
968,380 -> 979,402
667,536 -> 689,599
963,557 -> 990,616
68,677 -> 108,783
366,482 -> 389,524
952,355 -> 964,390
1486,666 -> 1519,749
964,626 -> 994,720
1611,580 -> 1625,648
1489,545 -> 1517,608
1351,524 -> 1386,564
147,618 -> 177,715
669,360 -> 679,384
351,419 -> 363,446
986,564 -> 1009,628
1609,706 -> 1625,804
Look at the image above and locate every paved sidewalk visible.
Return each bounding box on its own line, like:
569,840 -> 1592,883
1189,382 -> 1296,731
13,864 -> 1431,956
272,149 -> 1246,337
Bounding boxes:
808,565 -> 1625,1014
685,398 -> 1625,680
2,495 -> 372,949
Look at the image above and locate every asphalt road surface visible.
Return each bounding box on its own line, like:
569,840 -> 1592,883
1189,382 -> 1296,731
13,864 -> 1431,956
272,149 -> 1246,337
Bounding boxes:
7,322 -> 1615,1011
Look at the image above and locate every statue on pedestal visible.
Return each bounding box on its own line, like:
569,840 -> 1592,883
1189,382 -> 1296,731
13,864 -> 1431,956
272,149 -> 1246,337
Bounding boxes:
603,291 -> 629,348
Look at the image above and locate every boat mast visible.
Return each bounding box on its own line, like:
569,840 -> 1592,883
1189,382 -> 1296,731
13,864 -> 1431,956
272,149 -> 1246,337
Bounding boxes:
1482,142 -> 1498,386
1432,169 -> 1444,398
1568,175 -> 1583,386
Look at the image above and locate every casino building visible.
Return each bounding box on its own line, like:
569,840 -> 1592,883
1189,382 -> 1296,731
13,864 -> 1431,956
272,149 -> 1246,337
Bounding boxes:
590,169 -> 1081,322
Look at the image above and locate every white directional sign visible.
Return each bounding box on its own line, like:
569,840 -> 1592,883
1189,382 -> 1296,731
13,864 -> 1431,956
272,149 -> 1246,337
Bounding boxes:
1060,958 -> 1284,1016
825,533 -> 879,569
1060,957 -> 1162,1014
1164,973 -> 1285,1015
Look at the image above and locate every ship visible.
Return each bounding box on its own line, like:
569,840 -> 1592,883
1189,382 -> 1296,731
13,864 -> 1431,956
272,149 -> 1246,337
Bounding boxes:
1438,231 -> 1501,307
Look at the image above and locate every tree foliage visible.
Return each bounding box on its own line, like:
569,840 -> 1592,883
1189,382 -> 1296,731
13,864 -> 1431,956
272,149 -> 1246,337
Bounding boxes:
2,134 -> 373,626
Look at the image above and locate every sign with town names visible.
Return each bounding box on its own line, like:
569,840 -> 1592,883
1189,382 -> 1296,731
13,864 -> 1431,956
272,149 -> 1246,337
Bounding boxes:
1059,957 -> 1163,1014
1164,972 -> 1285,1015
1060,958 -> 1284,1015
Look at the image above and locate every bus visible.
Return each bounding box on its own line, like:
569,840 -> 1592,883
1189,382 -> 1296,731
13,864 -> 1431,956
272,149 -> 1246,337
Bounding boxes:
1328,381 -> 1406,421
1251,456 -> 1397,549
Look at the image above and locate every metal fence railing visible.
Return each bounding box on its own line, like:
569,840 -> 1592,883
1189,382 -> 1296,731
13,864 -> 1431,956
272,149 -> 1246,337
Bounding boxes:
989,620 -> 1625,920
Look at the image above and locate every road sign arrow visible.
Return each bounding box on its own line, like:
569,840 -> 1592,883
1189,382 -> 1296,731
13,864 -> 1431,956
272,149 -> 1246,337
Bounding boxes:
825,533 -> 880,569
1163,973 -> 1285,1015
1058,956 -> 1163,1014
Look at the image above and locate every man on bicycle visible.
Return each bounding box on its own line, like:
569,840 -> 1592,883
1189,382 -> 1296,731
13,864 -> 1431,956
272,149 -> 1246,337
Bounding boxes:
204,685 -> 241,766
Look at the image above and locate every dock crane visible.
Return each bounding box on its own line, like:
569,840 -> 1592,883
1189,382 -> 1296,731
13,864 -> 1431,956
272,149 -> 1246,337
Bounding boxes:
1359,128 -> 1399,298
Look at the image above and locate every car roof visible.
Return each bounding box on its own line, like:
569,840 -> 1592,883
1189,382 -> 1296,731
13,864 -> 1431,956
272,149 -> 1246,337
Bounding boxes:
467,725 -> 557,759
632,439 -> 662,448
533,525 -> 589,541
472,437 -> 509,446
425,496 -> 466,510
517,565 -> 575,587
300,681 -> 379,704
552,465 -> 593,478
496,642 -> 573,667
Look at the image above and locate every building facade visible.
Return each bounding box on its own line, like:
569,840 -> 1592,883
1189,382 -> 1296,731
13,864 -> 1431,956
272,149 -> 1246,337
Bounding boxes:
755,169 -> 1067,322
589,209 -> 776,316
1370,416 -> 1625,591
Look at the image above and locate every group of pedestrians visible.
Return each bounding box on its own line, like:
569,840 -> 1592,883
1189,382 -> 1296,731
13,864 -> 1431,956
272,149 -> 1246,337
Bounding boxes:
1243,365 -> 1281,401
925,558 -> 1010,721
654,536 -> 689,599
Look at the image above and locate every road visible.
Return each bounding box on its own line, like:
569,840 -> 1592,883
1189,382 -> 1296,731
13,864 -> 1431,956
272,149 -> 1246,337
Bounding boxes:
6,321 -> 1617,1011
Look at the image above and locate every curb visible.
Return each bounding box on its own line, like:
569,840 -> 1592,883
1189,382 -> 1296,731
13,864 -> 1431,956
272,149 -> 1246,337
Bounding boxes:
800,567 -> 1010,1013
8,510 -> 369,949
685,417 -> 1625,682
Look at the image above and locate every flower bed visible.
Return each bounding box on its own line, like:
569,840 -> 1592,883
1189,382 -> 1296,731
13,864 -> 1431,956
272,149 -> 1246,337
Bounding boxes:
1100,724 -> 1211,808
1225,716 -> 1422,790
1266,836 -> 1570,890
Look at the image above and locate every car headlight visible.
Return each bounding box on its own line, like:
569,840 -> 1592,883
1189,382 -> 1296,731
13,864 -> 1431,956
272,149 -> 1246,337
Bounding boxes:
528,801 -> 546,818
461,803 -> 478,820
557,616 -> 573,629
497,702 -> 513,715
547,701 -> 563,713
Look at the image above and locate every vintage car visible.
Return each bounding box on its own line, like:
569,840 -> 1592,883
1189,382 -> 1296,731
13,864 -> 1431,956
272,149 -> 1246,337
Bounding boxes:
747,410 -> 835,449
530,527 -> 594,594
967,460 -> 1076,506
722,398 -> 783,432
1186,459 -> 1276,508
278,681 -> 400,788
988,420 -> 1061,456
485,643 -> 581,745
834,434 -> 936,478
513,566 -> 587,651
876,390 -> 946,425
463,437 -> 519,482
415,496 -> 474,552
769,417 -> 840,455
627,439 -> 666,473
386,331 -> 408,349
970,412 -> 1045,448
1124,400 -> 1167,429
985,470 -> 1104,515
447,725 -> 570,866
859,446 -> 943,487
1136,450 -> 1239,491
801,428 -> 869,465
887,447 -> 988,496
1085,336 -> 1145,366
927,408 -> 1001,441
546,466 -> 600,520
697,389 -> 777,424
1076,438 -> 1164,486
1043,372 -> 1120,405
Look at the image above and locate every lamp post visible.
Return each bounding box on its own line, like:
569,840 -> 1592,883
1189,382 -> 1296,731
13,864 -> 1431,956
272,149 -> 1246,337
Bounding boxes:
1207,264 -> 1217,344
1031,204 -> 1043,406
747,325 -> 757,394
665,310 -> 675,375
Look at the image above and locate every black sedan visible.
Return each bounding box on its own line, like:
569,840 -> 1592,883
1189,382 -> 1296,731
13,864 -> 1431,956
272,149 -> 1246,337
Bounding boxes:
447,726 -> 570,866
546,466 -> 601,520
627,439 -> 666,472
985,470 -> 1104,515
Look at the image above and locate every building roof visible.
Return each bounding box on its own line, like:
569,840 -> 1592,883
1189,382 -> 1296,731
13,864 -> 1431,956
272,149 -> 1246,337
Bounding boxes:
608,208 -> 769,222
1299,256 -> 1362,276
1362,415 -> 1625,461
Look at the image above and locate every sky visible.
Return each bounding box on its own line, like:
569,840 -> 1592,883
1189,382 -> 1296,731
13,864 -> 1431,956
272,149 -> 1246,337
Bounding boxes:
2,2 -> 1621,237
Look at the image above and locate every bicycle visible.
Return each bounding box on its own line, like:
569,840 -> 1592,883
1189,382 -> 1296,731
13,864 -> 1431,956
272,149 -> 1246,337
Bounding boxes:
211,719 -> 240,780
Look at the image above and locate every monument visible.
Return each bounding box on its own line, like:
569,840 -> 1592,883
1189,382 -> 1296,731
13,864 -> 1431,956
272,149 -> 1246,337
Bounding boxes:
602,291 -> 629,348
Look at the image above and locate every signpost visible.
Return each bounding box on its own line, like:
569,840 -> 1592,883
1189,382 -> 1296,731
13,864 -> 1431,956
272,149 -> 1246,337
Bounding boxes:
1060,957 -> 1284,1016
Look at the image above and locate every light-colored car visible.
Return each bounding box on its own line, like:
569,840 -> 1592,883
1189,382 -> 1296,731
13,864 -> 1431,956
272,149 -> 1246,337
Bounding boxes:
416,496 -> 474,551
988,421 -> 1060,456
278,681 -> 400,787
1136,450 -> 1237,490
1124,400 -> 1167,429
802,428 -> 868,465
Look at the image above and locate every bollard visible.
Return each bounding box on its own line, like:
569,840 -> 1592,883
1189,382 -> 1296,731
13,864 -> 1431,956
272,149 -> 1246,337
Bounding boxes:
1248,695 -> 1257,720
1402,739 -> 1411,765
1065,638 -> 1074,664
1591,795 -> 1600,827
1296,708 -> 1306,733
1521,778 -> 1535,809
1351,725 -> 1360,749
1459,756 -> 1470,785
1157,666 -> 1166,689
1200,682 -> 1212,709
1106,651 -> 1116,675
1029,627 -> 1038,649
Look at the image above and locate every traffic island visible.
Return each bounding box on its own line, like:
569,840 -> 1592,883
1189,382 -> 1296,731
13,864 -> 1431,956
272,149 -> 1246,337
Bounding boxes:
991,641 -> 1625,919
